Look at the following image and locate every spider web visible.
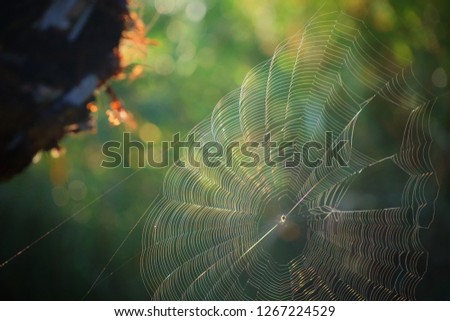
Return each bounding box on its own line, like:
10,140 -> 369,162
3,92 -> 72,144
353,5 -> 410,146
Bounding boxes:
141,12 -> 439,300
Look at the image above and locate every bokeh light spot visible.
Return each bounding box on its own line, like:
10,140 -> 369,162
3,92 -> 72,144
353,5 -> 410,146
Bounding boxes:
139,122 -> 162,142
185,1 -> 207,22
69,180 -> 87,201
432,67 -> 448,88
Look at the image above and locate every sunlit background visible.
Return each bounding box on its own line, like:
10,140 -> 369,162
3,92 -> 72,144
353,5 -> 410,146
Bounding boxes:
0,0 -> 449,299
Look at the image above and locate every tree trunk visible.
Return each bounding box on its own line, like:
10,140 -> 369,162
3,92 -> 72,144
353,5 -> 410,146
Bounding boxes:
0,0 -> 129,180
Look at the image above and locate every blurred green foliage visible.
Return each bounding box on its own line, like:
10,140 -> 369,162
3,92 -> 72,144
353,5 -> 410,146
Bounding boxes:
0,0 -> 449,299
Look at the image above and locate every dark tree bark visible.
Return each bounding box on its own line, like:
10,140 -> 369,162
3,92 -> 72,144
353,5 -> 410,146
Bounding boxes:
0,0 -> 129,181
